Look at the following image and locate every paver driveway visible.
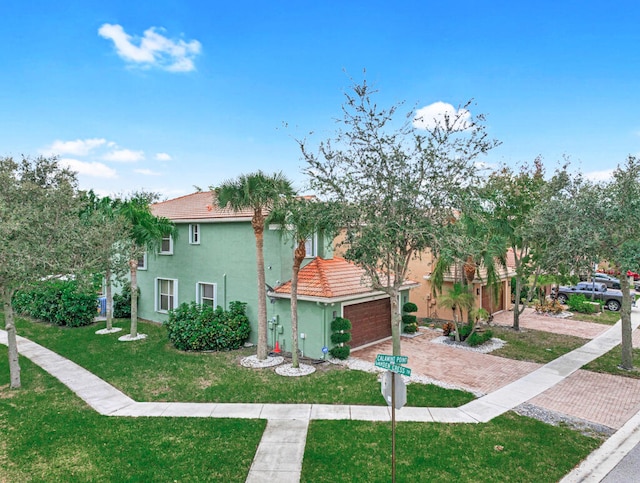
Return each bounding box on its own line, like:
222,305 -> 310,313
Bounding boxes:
352,308 -> 640,430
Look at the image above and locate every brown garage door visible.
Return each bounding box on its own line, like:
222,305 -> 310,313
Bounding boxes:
344,298 -> 392,349
482,282 -> 505,314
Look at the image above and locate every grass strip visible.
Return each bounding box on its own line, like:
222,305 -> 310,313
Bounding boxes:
302,416 -> 599,482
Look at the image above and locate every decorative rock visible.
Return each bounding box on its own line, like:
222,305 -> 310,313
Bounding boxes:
95,327 -> 123,335
118,333 -> 147,342
431,336 -> 505,354
240,355 -> 284,368
275,363 -> 316,377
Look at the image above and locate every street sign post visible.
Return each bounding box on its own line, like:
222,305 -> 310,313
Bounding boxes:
376,354 -> 410,483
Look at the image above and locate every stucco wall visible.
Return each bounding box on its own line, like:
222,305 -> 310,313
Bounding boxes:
137,221 -> 294,344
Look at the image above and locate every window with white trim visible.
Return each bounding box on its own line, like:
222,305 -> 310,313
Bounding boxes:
304,234 -> 318,258
159,234 -> 173,254
137,252 -> 147,270
197,282 -> 216,308
189,224 -> 200,244
156,278 -> 177,313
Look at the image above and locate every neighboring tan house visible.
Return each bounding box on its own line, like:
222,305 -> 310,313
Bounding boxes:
406,249 -> 516,321
137,192 -> 418,359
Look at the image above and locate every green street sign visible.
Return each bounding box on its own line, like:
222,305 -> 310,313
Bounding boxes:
375,354 -> 409,365
374,360 -> 412,377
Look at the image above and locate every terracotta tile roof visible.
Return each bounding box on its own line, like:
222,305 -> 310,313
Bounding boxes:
151,192 -> 255,221
274,257 -> 418,299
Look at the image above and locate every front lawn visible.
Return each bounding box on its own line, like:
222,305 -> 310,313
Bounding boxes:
7,314 -> 473,408
489,326 -> 586,364
0,351 -> 264,482
0,346 -> 600,483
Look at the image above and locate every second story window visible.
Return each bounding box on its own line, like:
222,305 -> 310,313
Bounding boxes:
304,234 -> 318,258
137,252 -> 147,270
189,224 -> 200,245
160,234 -> 173,255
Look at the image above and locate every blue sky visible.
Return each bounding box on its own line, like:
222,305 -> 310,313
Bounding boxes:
1,1 -> 638,199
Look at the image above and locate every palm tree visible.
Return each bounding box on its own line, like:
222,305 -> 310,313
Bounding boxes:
269,197 -> 336,368
118,193 -> 177,339
215,171 -> 295,360
437,282 -> 474,342
81,191 -> 128,333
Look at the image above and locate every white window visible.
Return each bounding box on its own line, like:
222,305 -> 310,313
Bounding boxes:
197,282 -> 216,308
189,224 -> 200,244
304,234 -> 318,258
156,278 -> 178,313
159,234 -> 173,255
137,252 -> 147,270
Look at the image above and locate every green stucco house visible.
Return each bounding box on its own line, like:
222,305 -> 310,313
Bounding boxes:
138,192 -> 417,359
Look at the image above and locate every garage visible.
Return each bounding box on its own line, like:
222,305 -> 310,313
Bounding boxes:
344,298 -> 392,349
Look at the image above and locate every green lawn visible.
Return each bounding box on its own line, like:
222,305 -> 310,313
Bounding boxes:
490,325 -> 587,364
1,345 -> 599,483
303,417 -> 599,482
8,315 -> 473,408
0,352 -> 265,482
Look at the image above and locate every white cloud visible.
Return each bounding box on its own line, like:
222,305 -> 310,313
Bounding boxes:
413,102 -> 472,131
43,138 -> 107,156
103,149 -> 145,162
59,158 -> 117,179
155,152 -> 172,161
134,168 -> 162,176
98,23 -> 202,72
585,169 -> 614,182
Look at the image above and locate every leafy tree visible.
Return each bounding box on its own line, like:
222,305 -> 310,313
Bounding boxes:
481,159 -> 547,330
300,80 -> 499,355
117,193 -> 177,340
269,197 -> 337,368
214,172 -> 295,360
0,156 -> 100,388
598,157 -> 640,370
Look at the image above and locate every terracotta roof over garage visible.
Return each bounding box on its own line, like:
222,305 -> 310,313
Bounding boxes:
273,257 -> 419,299
151,192 -> 255,221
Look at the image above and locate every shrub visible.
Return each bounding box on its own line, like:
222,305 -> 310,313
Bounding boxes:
113,282 -> 134,319
329,316 -> 352,360
329,345 -> 351,360
402,302 -> 418,313
164,301 -> 251,351
12,279 -> 98,327
442,322 -> 455,336
331,317 -> 352,332
467,329 -> 493,347
534,299 -> 564,315
567,294 -> 598,314
458,324 -> 473,340
404,322 -> 418,334
330,331 -> 352,344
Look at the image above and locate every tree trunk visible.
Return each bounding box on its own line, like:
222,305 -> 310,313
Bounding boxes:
254,221 -> 268,360
105,267 -> 113,331
2,288 -> 21,389
290,240 -> 306,368
129,259 -> 139,338
620,272 -> 634,370
513,275 -> 522,331
390,291 -> 402,355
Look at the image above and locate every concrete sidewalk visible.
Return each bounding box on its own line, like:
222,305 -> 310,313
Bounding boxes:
2,308 -> 640,482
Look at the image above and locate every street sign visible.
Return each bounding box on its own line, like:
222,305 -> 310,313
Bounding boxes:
381,371 -> 407,409
374,360 -> 412,377
375,354 -> 408,365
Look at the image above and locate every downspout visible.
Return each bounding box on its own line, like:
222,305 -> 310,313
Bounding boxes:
223,273 -> 227,309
